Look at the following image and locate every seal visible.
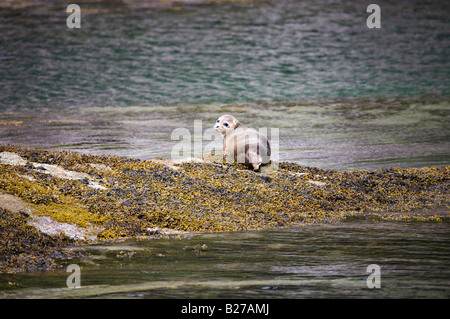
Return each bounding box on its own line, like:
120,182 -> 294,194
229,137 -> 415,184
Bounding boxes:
214,114 -> 271,170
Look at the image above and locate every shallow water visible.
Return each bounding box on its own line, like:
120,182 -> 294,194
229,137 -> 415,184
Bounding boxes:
1,97 -> 449,170
1,220 -> 449,299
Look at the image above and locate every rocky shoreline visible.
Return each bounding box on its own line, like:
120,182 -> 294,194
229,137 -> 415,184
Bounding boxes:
0,145 -> 448,273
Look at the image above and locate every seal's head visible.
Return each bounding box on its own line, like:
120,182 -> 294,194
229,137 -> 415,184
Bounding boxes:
214,114 -> 240,135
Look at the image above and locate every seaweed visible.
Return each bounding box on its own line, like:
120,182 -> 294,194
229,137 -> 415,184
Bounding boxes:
0,145 -> 448,272
0,208 -> 80,273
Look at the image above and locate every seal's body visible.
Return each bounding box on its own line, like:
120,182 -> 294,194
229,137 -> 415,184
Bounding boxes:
214,115 -> 271,170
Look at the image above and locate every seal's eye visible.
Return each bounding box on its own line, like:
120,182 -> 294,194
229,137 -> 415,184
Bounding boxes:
223,123 -> 229,127
216,120 -> 220,123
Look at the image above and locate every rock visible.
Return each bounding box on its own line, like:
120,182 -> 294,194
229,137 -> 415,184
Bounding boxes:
0,151 -> 107,190
0,151 -> 27,166
27,216 -> 101,241
146,227 -> 188,237
308,180 -> 326,186
1,145 -> 448,273
0,191 -> 103,241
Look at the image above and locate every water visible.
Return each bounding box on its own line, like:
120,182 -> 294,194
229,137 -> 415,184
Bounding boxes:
0,0 -> 449,298
1,0 -> 449,109
1,97 -> 449,170
1,220 -> 449,299
0,0 -> 449,169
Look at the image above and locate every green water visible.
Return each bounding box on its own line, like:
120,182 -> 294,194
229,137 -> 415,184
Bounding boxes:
1,0 -> 449,109
1,220 -> 449,299
0,0 -> 449,299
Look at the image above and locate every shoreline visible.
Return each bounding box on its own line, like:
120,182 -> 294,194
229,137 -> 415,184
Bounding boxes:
1,145 -> 448,273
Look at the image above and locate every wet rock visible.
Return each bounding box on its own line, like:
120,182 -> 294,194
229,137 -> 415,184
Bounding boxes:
146,227 -> 188,237
0,208 -> 80,273
0,191 -> 103,241
0,145 -> 448,273
27,216 -> 101,241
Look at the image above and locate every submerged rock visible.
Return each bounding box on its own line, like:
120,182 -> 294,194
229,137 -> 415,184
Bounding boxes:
0,145 -> 448,272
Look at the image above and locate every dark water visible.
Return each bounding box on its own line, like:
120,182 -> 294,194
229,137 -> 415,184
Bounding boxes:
0,0 -> 449,299
1,220 -> 449,299
1,0 -> 449,109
